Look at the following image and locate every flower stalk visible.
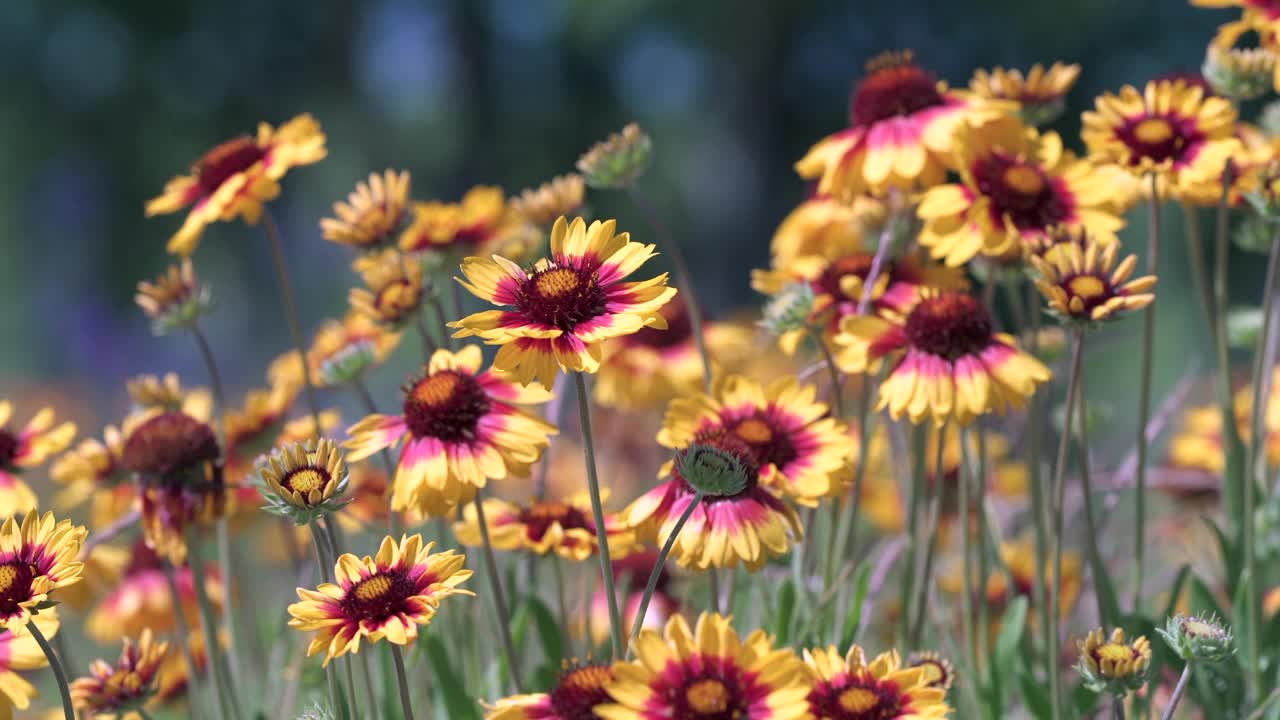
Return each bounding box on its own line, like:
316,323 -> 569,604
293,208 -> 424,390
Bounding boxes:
29,620 -> 74,720
1133,174 -> 1160,611
628,491 -> 704,656
471,492 -> 525,691
1049,329 -> 1087,720
262,210 -> 323,429
574,371 -> 626,660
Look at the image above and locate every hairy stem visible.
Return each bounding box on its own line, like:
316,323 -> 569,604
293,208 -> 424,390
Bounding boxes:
1160,663 -> 1193,720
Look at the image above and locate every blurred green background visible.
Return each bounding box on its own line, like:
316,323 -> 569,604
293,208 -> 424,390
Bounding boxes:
0,0 -> 1261,440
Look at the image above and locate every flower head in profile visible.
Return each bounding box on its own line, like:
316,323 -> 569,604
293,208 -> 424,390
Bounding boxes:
306,311 -> 402,388
485,662 -> 613,720
400,185 -> 533,261
511,174 -> 587,227
126,373 -> 212,417
0,401 -> 76,518
918,116 -> 1130,267
763,195 -> 888,273
906,651 -> 955,691
1204,42 -> 1277,100
1083,80 -> 1239,199
121,410 -> 224,563
349,249 -> 425,329
258,438 -> 352,525
344,345 -> 557,518
796,50 -> 1013,198
1157,613 -> 1235,664
0,511 -> 86,635
596,612 -> 811,719
0,611 -> 59,714
71,629 -> 168,717
321,169 -> 411,250
288,534 -> 473,664
804,644 -> 950,719
452,216 -> 678,388
135,259 -> 212,335
1076,627 -> 1152,696
51,425 -> 132,530
969,62 -> 1081,126
1029,232 -> 1156,324
145,113 -> 327,256
576,123 -> 652,189
455,491 -> 636,562
834,290 -> 1051,426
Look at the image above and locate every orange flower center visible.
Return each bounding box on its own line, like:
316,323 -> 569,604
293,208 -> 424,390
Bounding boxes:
685,678 -> 731,714
535,268 -> 582,298
1067,275 -> 1107,299
342,569 -> 415,623
354,574 -> 394,601
1003,165 -> 1045,195
1133,118 -> 1174,145
402,370 -> 491,443
548,663 -> 613,718
904,292 -> 994,360
413,373 -> 460,407
194,136 -> 265,197
850,51 -> 945,127
973,153 -> 1066,230
733,418 -> 774,444
0,565 -> 17,593
285,468 -> 327,495
838,687 -> 881,713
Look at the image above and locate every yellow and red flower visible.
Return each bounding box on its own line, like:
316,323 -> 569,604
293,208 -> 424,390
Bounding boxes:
969,62 -> 1081,125
86,539 -> 222,644
1082,80 -> 1240,199
452,216 -> 678,388
455,491 -> 637,562
796,50 -> 1013,198
918,117 -> 1129,266
349,249 -> 426,329
511,174 -> 587,228
763,196 -> 887,273
287,533 -> 473,664
1029,233 -> 1157,323
50,425 -> 134,531
834,290 -> 1050,426
306,311 -> 402,388
70,629 -> 168,716
400,185 -> 534,260
0,511 -> 86,635
135,259 -> 212,335
596,612 -> 811,720
321,169 -> 412,250
0,611 -> 59,715
344,345 -> 557,518
0,401 -> 76,518
145,114 -> 327,256
657,375 -> 851,505
804,645 -> 950,719
486,663 -> 615,720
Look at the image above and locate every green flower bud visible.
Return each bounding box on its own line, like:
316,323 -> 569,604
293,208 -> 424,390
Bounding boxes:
1157,614 -> 1235,664
760,282 -> 817,339
257,438 -> 353,525
676,443 -> 750,497
1203,43 -> 1276,102
577,123 -> 653,190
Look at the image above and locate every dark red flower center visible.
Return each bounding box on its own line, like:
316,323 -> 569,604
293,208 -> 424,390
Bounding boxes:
548,664 -> 613,719
904,293 -> 994,361
452,221 -> 497,247
0,429 -> 17,469
972,153 -> 1071,230
0,561 -> 37,616
402,370 -> 491,443
850,52 -> 946,127
341,569 -> 415,623
907,654 -> 953,690
518,501 -> 592,541
193,136 -> 265,198
817,254 -> 879,301
121,412 -> 220,478
1060,273 -> 1115,314
681,428 -> 760,501
515,265 -> 607,332
808,674 -> 907,720
669,664 -> 752,719
624,298 -> 693,350
1117,113 -> 1203,166
729,415 -> 798,471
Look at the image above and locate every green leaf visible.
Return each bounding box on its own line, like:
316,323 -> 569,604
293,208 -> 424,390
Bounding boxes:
523,594 -> 564,669
1205,515 -> 1242,589
424,632 -> 482,720
1163,564 -> 1192,620
1233,571 -> 1253,676
775,579 -> 796,646
1016,668 -> 1052,720
1071,681 -> 1101,717
994,596 -> 1029,673
839,562 -> 873,649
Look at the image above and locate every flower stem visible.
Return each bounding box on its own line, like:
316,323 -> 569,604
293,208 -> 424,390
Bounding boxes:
262,210 -> 323,429
320,521 -> 362,719
412,308 -> 439,357
29,621 -> 74,720
909,425 -> 947,649
309,523 -> 349,720
1113,696 -> 1127,720
574,371 -> 626,660
958,432 -> 979,693
390,643 -> 415,720
1073,352 -> 1114,626
626,185 -> 711,390
471,492 -> 525,691
160,560 -> 205,717
188,534 -> 244,720
351,377 -> 401,534
1134,176 -> 1161,612
1049,330 -> 1087,720
898,424 -> 927,647
552,554 -> 571,658
628,492 -> 704,656
1161,662 -> 1193,720
359,651 -> 381,720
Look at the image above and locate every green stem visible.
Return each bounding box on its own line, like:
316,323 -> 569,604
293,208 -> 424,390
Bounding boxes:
959,432 -> 980,695
627,185 -> 712,390
1160,663 -> 1193,720
898,424 -> 927,647
827,375 -> 878,590
1180,203 -> 1217,336
263,210 -> 323,430
160,561 -> 204,718
472,492 -> 525,691
309,523 -> 345,720
552,554 -> 571,658
975,427 -> 992,688
359,651 -> 381,720
1074,351 -> 1114,626
1114,696 -> 1127,720
1049,330 -> 1087,720
187,537 -> 240,720
909,425 -> 948,648
1134,176 -> 1161,612
390,643 -> 415,720
29,621 -> 74,720
1027,353 -> 1052,680
628,492 -> 704,656
1211,169 -> 1245,525
351,377 -> 401,535
320,521 -> 362,719
413,308 -> 439,357
708,566 -> 721,614
574,371 -> 625,659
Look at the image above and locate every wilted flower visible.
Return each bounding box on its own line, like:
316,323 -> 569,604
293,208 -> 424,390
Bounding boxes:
135,259 -> 212,335
321,169 -> 411,250
349,249 -> 425,328
258,438 -> 352,525
969,62 -> 1081,126
1077,627 -> 1152,695
511,173 -> 587,226
1157,614 -> 1235,664
70,629 -> 168,717
576,123 -> 652,189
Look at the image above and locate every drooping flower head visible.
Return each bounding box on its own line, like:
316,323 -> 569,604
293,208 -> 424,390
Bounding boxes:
135,259 -> 212,335
455,491 -> 637,562
0,511 -> 86,635
804,645 -> 950,719
121,410 -> 224,563
400,185 -> 534,261
968,62 -> 1081,126
485,662 -> 613,720
145,114 -> 327,256
86,538 -> 222,644
834,290 -> 1051,426
70,629 -> 168,717
1076,627 -> 1152,696
344,345 -> 557,518
0,611 -> 59,714
918,116 -> 1130,267
512,174 -> 587,227
1029,232 -> 1157,324
349,249 -> 426,329
1082,80 -> 1240,199
287,534 -> 473,664
596,612 -> 812,719
321,169 -> 412,250
796,50 -> 1014,198
452,216 -> 678,388
0,401 -> 76,518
